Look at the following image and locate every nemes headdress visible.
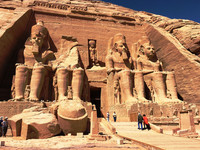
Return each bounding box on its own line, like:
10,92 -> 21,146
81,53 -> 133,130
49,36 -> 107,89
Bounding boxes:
113,33 -> 126,44
107,33 -> 126,54
31,22 -> 48,38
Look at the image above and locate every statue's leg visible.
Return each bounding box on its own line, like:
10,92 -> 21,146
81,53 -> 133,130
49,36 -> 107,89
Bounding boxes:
152,72 -> 169,103
135,71 -> 149,102
119,70 -> 137,103
29,65 -> 45,101
56,68 -> 70,101
166,72 -> 182,102
15,65 -> 28,100
114,73 -> 120,104
72,68 -> 84,100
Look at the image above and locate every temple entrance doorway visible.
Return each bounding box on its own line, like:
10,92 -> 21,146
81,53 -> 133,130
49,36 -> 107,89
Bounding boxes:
90,87 -> 102,117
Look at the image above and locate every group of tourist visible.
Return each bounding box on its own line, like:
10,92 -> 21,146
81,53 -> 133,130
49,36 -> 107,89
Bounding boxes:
106,111 -> 150,131
0,116 -> 8,137
138,113 -> 150,130
107,111 -> 117,122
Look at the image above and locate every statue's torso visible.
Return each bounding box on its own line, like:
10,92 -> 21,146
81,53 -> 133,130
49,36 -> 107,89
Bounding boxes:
24,46 -> 53,67
137,56 -> 156,71
112,53 -> 132,70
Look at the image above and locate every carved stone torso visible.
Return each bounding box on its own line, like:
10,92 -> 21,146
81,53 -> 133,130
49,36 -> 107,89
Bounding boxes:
24,46 -> 41,67
112,52 -> 132,70
137,56 -> 159,71
24,46 -> 54,67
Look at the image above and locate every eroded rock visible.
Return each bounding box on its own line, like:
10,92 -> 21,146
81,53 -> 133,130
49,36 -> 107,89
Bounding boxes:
9,106 -> 61,139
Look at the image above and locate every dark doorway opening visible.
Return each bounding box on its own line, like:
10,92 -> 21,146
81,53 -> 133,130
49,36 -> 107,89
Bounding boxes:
90,87 -> 102,117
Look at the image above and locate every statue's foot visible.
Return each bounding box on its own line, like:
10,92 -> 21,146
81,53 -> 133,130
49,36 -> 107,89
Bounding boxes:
138,97 -> 151,103
15,96 -> 24,101
158,98 -> 183,104
125,97 -> 138,104
73,96 -> 82,101
29,97 -> 39,102
58,96 -> 68,101
171,99 -> 185,104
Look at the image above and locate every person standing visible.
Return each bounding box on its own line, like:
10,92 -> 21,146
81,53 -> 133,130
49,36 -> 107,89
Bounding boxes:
0,116 -> 3,136
2,117 -> 8,137
138,113 -> 143,130
107,112 -> 110,122
143,114 -> 150,130
113,111 -> 117,122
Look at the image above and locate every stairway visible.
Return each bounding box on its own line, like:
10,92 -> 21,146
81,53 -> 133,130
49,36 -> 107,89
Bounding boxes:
111,122 -> 200,150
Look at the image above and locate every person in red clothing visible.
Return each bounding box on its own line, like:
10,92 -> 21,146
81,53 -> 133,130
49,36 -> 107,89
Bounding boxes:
143,114 -> 150,130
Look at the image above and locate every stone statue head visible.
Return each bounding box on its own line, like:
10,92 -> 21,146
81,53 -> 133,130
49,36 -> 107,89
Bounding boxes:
31,20 -> 49,53
139,42 -> 155,58
107,33 -> 128,55
133,36 -> 156,61
112,33 -> 127,55
89,40 -> 96,49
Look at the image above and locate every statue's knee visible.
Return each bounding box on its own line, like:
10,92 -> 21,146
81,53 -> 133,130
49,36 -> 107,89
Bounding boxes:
16,65 -> 28,73
56,67 -> 69,75
32,65 -> 45,74
73,68 -> 84,74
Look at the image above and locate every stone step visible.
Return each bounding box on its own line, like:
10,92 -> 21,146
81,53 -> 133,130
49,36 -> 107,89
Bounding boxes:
112,121 -> 200,150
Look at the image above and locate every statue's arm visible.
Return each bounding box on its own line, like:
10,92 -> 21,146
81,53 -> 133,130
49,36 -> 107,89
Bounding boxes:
68,47 -> 80,69
122,50 -> 129,60
122,50 -> 134,69
42,50 -> 56,64
105,55 -> 114,74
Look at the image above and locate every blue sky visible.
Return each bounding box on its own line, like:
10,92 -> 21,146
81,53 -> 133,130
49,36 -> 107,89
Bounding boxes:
102,0 -> 200,23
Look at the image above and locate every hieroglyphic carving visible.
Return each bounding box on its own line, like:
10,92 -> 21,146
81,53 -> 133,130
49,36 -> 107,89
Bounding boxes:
88,39 -> 99,66
32,1 -> 87,11
114,79 -> 120,104
24,85 -> 30,101
53,75 -> 58,101
33,1 -> 70,10
112,13 -> 135,21
67,86 -> 73,100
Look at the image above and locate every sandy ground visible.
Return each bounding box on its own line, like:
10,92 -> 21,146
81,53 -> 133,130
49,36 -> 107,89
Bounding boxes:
0,135 -> 146,150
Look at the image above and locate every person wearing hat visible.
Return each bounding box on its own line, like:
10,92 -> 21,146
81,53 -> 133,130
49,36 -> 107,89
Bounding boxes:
2,117 -> 8,137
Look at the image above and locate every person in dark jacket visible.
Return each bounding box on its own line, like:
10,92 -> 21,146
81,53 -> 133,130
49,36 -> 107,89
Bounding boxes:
0,116 -> 3,136
113,111 -> 117,122
138,113 -> 143,130
2,117 -> 8,137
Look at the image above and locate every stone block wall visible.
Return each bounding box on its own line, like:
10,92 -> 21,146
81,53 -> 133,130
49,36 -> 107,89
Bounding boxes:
0,101 -> 41,118
34,11 -> 146,69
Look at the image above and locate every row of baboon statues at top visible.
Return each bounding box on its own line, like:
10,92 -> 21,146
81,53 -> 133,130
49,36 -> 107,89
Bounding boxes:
12,20 -> 183,104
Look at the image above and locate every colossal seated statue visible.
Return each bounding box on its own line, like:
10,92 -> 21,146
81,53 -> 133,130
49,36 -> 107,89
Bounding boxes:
14,20 -> 55,101
106,33 -> 138,104
52,36 -> 84,101
133,36 -> 183,103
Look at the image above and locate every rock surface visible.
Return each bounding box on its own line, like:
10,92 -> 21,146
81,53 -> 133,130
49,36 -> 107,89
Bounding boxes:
9,106 -> 61,139
57,100 -> 88,135
0,0 -> 199,107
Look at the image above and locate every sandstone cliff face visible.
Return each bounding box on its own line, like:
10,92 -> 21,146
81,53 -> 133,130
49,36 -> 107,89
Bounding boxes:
0,0 -> 199,103
0,0 -> 199,56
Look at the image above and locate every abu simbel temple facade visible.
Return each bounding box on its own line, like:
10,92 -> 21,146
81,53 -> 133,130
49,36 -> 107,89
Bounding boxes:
0,0 -> 200,140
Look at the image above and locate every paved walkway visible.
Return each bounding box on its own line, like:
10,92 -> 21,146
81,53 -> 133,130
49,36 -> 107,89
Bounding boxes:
111,122 -> 200,150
